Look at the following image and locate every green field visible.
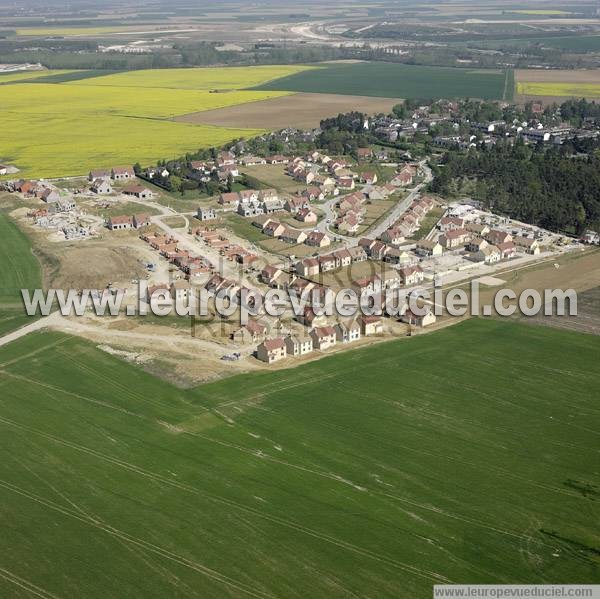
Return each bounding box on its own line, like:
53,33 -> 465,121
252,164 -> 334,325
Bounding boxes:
469,35 -> 600,53
254,62 -> 510,100
0,213 -> 42,335
0,319 -> 598,597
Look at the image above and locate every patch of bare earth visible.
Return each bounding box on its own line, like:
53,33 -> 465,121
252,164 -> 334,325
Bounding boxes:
516,69 -> 600,84
175,92 -> 402,130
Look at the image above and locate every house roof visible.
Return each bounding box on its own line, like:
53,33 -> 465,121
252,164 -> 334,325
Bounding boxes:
109,215 -> 132,225
301,258 -> 319,268
307,231 -> 328,243
262,337 -> 285,351
358,237 -> 375,249
333,249 -> 352,260
497,241 -> 515,252
444,228 -> 469,240
262,264 -> 282,278
399,265 -> 422,277
245,320 -> 267,335
312,326 -> 336,338
123,184 -> 149,194
359,315 -> 381,324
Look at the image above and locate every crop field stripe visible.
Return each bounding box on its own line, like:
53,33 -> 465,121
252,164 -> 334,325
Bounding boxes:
1,320 -> 599,595
1,336 -> 591,538
0,567 -> 62,599
0,414 -> 453,584
0,480 -> 275,599
253,62 -> 508,100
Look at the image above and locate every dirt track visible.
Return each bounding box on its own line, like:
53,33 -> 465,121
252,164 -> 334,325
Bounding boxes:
176,92 -> 402,130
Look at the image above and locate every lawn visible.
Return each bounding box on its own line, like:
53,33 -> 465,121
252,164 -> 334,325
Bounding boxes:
254,62 -> 510,100
0,319 -> 598,597
0,212 -> 42,335
516,81 -> 600,99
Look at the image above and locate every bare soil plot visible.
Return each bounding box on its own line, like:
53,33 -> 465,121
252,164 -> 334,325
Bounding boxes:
522,285 -> 600,336
176,92 -> 402,130
515,69 -> 600,84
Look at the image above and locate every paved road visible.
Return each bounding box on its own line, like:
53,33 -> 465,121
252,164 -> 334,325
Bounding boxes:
315,160 -> 432,247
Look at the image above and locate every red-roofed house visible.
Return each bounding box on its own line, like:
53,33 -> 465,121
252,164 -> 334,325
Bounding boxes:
256,338 -> 287,363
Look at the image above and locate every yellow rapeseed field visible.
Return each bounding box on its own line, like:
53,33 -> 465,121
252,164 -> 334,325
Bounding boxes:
69,65 -> 315,90
0,69 -> 75,83
516,81 -> 600,98
0,67 -> 305,178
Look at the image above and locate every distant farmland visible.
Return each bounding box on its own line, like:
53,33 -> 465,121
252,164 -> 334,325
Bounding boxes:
254,62 -> 511,100
0,319 -> 599,597
516,68 -> 600,101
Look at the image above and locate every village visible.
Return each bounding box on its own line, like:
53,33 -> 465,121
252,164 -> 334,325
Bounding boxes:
1,137 -> 585,369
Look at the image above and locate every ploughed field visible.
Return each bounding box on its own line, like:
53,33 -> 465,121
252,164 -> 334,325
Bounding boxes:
0,319 -> 598,597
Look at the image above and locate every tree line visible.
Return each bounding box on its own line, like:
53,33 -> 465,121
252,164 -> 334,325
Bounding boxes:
431,140 -> 600,234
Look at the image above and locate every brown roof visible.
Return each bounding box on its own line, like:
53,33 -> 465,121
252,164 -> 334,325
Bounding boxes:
302,258 -> 319,268
123,184 -> 148,194
109,215 -> 132,225
359,315 -> 381,324
262,337 -> 285,351
313,326 -> 336,338
246,320 -> 267,335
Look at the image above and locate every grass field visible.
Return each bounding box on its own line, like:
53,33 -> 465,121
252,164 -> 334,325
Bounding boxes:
0,67 -> 304,177
0,213 -> 42,335
0,319 -> 599,597
516,81 -> 600,99
254,62 -> 511,100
